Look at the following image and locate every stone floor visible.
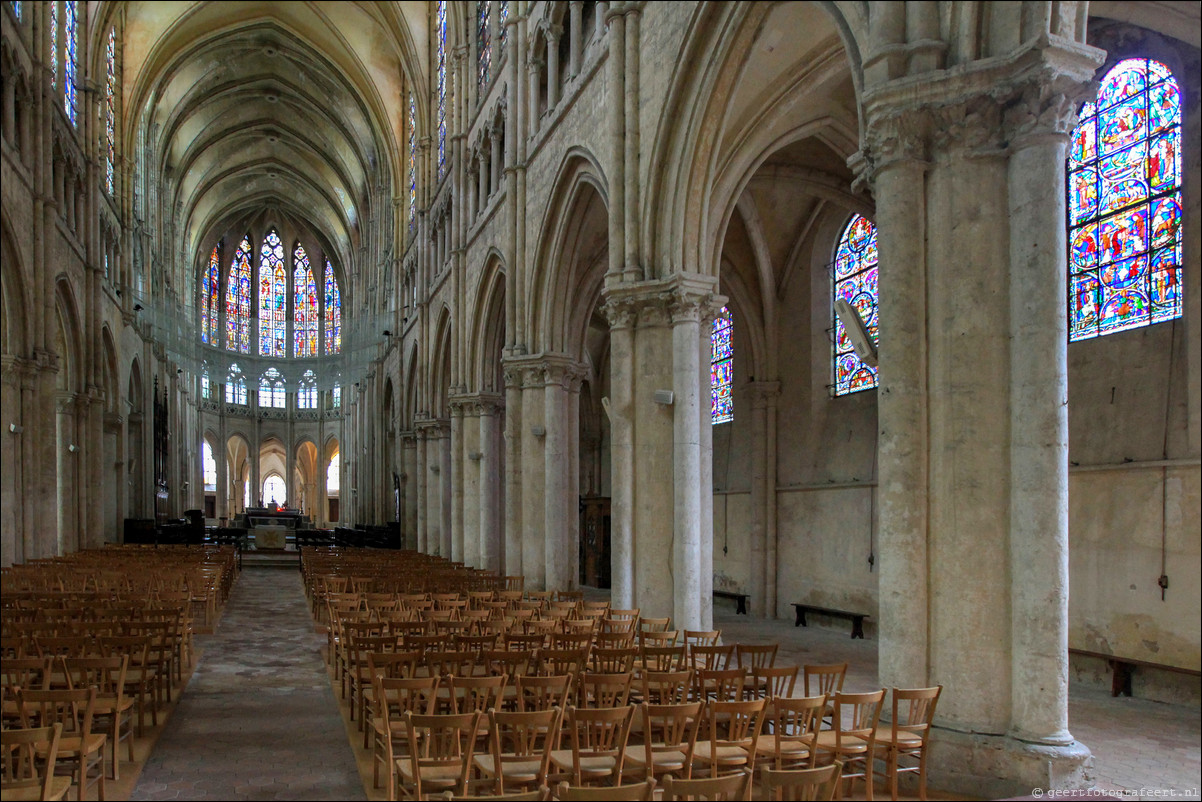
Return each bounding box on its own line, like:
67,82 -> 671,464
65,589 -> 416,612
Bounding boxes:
84,570 -> 1200,801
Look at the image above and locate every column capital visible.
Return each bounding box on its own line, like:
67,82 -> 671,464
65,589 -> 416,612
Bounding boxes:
502,353 -> 589,392
601,273 -> 725,330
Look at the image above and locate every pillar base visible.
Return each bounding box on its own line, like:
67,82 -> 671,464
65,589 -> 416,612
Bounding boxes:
926,727 -> 1093,799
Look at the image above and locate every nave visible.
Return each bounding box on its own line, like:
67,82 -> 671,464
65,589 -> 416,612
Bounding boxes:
71,564 -> 1192,801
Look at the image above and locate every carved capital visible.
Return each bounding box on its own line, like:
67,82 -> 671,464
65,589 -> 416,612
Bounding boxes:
1003,75 -> 1094,149
930,96 -> 1007,158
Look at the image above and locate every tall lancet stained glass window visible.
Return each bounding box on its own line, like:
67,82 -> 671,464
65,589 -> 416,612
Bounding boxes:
105,27 -> 116,195
201,244 -> 221,345
293,244 -> 318,358
1068,59 -> 1182,340
260,367 -> 286,408
227,236 -> 252,352
478,1 -> 491,91
436,0 -> 448,177
259,230 -> 287,358
324,259 -> 341,355
711,307 -> 733,424
833,215 -> 880,395
64,0 -> 77,124
226,364 -> 247,405
408,91 -> 417,231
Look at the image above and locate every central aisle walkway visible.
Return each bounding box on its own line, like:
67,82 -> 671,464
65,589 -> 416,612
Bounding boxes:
132,567 -> 365,801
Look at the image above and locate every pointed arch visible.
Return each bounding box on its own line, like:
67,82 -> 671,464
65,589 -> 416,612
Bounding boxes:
430,304 -> 453,418
469,250 -> 507,393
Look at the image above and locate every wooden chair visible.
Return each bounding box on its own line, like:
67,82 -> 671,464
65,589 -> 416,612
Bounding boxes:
362,651 -> 423,748
755,694 -> 825,771
814,689 -> 886,801
621,701 -> 703,784
447,673 -> 508,717
761,763 -> 842,801
803,663 -> 847,725
1,656 -> 52,728
639,630 -> 679,650
660,769 -> 751,801
874,686 -> 941,801
439,788 -> 550,801
589,647 -> 638,674
638,645 -> 687,675
548,704 -> 634,787
60,654 -> 134,780
397,710 -> 483,800
683,630 -> 721,649
749,665 -> 799,705
99,634 -> 156,735
695,668 -> 746,704
555,778 -> 656,800
371,675 -> 440,797
734,643 -> 778,672
535,648 -> 588,678
639,670 -> 693,706
474,706 -> 564,795
692,698 -> 766,780
638,617 -> 671,633
516,674 -> 574,712
594,631 -> 635,650
0,723 -> 73,802
15,686 -> 106,802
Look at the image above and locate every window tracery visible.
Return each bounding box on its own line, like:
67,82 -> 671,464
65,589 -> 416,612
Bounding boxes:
259,230 -> 287,358
227,236 -> 252,353
711,307 -> 733,424
293,244 -> 318,358
833,214 -> 880,396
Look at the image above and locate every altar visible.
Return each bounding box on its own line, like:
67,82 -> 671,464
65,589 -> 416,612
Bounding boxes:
241,507 -> 307,550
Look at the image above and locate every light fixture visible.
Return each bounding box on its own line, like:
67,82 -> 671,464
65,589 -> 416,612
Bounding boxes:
383,330 -> 392,337
9,423 -> 23,434
653,389 -> 674,405
68,444 -> 80,453
133,303 -> 143,312
468,452 -> 482,461
531,425 -> 546,437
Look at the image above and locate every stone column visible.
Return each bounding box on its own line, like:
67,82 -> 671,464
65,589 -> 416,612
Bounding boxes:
1005,83 -> 1084,747
503,366 -> 523,576
450,400 -> 465,562
746,382 -> 781,618
519,364 -> 546,587
478,397 -> 502,573
568,2 -> 583,77
601,300 -> 635,608
216,419 -> 228,523
543,359 -> 585,591
461,400 -> 482,567
439,424 -> 452,560
670,291 -> 705,632
415,424 -> 429,552
545,25 -> 562,109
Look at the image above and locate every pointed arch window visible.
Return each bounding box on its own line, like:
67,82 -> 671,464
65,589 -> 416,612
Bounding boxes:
331,385 -> 342,409
201,243 -> 221,345
324,259 -> 341,355
263,475 -> 286,506
13,3 -> 21,22
49,1 -> 57,90
105,27 -> 116,194
202,441 -> 217,492
711,307 -> 733,424
226,236 -> 252,352
298,370 -> 318,409
499,1 -> 508,50
225,363 -> 247,405
260,367 -> 286,408
200,365 -> 211,399
436,0 -> 448,178
293,244 -> 318,358
408,91 -> 418,231
258,230 -> 287,358
833,214 -> 880,395
478,1 -> 492,91
64,0 -> 77,124
327,451 -> 341,493
1068,58 -> 1182,340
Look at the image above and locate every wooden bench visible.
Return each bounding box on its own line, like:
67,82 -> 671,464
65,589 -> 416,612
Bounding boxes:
713,590 -> 749,615
792,603 -> 870,639
1069,648 -> 1202,697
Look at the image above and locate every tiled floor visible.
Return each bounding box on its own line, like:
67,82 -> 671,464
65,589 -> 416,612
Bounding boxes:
96,570 -> 1199,801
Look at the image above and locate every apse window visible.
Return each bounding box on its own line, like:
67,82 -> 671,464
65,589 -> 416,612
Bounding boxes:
711,307 -> 733,424
832,214 -> 880,395
1067,58 -> 1182,340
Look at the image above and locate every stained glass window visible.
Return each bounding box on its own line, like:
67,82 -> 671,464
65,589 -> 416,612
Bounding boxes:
833,215 -> 880,395
293,244 -> 318,357
202,441 -> 217,491
225,364 -> 247,405
332,385 -> 341,409
263,475 -> 286,506
64,0 -> 77,124
1068,58 -> 1182,341
436,0 -> 447,178
710,307 -> 733,424
327,452 -> 341,493
408,91 -> 417,231
298,370 -> 317,409
105,27 -> 116,195
478,1 -> 491,91
260,367 -> 286,408
201,244 -> 221,345
226,236 -> 252,352
200,366 -> 211,399
13,2 -> 21,22
258,230 -> 287,358
324,259 -> 341,355
499,1 -> 507,50
50,1 -> 57,90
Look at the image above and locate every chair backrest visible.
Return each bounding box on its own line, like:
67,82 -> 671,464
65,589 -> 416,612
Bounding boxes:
576,672 -> 633,708
640,670 -> 693,705
661,769 -> 751,801
640,645 -> 687,673
751,665 -> 799,699
535,648 -> 588,677
61,654 -> 129,702
377,675 -> 441,719
761,763 -> 842,801
0,722 -> 67,801
802,663 -> 847,698
689,644 -> 734,671
706,698 -> 766,747
425,649 -> 478,679
1,656 -> 53,698
767,695 -> 826,770
735,642 -> 779,671
447,673 -> 508,714
15,685 -> 98,740
683,630 -> 720,648
445,787 -> 551,801
517,673 -> 574,712
562,704 -> 634,784
484,649 -> 533,679
890,685 -> 942,744
639,701 -> 703,771
589,647 -> 638,674
402,710 -> 483,798
638,630 -> 679,648
831,689 -> 886,744
555,778 -> 656,800
593,631 -> 635,649
696,668 -> 746,702
367,650 -> 422,680
486,706 -> 564,794
638,617 -> 671,633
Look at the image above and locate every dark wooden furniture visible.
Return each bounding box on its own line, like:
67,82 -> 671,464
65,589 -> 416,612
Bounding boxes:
713,590 -> 749,615
1069,648 -> 1202,697
791,603 -> 869,639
